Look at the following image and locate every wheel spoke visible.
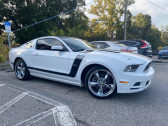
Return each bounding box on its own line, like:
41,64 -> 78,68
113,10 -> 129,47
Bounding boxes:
97,86 -> 103,96
104,74 -> 108,80
89,82 -> 98,86
17,66 -> 21,70
104,84 -> 114,89
94,72 -> 100,79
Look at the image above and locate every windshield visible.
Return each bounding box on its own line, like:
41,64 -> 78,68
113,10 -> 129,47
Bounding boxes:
61,37 -> 95,52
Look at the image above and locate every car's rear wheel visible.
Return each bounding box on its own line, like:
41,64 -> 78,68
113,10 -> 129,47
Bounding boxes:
14,59 -> 30,80
85,66 -> 116,98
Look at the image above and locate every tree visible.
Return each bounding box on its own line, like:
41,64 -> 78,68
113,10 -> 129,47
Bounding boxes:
129,13 -> 151,39
160,26 -> 168,46
0,0 -> 85,44
146,25 -> 161,50
89,0 -> 134,40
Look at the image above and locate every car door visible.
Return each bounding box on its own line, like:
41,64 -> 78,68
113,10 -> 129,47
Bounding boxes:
32,38 -> 70,75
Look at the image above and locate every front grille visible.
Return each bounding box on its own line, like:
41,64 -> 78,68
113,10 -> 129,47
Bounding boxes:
144,62 -> 151,71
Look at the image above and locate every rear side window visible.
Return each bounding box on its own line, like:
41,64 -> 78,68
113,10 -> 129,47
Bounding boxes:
118,41 -> 130,46
118,41 -> 139,47
92,42 -> 109,49
36,38 -> 62,50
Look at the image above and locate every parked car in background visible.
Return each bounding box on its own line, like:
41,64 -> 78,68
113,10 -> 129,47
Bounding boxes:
116,40 -> 153,58
152,49 -> 159,56
90,41 -> 138,53
158,46 -> 168,59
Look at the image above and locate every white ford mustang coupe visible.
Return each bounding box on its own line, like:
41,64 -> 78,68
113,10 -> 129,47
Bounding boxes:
9,36 -> 154,98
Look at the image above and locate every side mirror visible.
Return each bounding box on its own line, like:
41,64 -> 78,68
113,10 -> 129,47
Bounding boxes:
51,46 -> 64,51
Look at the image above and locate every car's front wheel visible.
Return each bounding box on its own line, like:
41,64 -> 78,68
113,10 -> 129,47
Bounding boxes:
85,66 -> 116,98
14,59 -> 30,80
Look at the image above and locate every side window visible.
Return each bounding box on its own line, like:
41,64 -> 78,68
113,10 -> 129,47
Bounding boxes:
130,41 -> 139,47
162,46 -> 168,50
97,43 -> 105,49
104,43 -> 110,48
118,41 -> 129,46
36,38 -> 62,50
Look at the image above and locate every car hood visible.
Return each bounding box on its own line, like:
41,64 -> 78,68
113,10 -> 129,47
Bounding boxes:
85,49 -> 150,64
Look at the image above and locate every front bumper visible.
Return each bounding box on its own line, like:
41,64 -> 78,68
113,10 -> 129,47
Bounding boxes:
117,63 -> 154,93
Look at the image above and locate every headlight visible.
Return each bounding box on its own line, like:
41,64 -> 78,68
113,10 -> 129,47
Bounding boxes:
124,65 -> 139,72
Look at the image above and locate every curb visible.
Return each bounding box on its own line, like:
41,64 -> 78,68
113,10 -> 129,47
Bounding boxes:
0,66 -> 11,71
152,60 -> 168,63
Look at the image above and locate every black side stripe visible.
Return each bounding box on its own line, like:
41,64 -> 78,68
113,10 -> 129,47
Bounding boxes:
28,55 -> 85,77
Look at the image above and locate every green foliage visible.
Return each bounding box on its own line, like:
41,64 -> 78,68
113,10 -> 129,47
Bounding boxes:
146,25 -> 161,50
129,13 -> 151,39
0,38 -> 8,63
160,26 -> 168,46
89,0 -> 134,40
0,0 -> 86,44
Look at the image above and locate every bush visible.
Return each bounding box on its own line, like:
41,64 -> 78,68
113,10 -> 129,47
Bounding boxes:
0,55 -> 5,63
0,39 -> 9,63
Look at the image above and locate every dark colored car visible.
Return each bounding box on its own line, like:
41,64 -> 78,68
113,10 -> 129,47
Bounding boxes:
116,40 -> 153,58
158,46 -> 168,59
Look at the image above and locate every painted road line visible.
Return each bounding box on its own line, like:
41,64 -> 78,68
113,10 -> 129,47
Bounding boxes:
56,105 -> 77,126
52,107 -> 58,125
0,81 -> 61,106
14,107 -> 57,126
0,84 -> 5,87
0,92 -> 28,114
0,81 -> 77,126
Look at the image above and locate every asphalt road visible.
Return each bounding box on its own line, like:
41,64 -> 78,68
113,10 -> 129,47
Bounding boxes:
0,62 -> 168,126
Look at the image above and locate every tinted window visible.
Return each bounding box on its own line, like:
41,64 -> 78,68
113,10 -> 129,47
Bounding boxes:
91,42 -> 109,49
61,38 -> 95,52
97,43 -> 105,49
117,41 -> 130,46
36,38 -> 62,50
117,41 -> 139,47
104,43 -> 110,48
162,46 -> 168,50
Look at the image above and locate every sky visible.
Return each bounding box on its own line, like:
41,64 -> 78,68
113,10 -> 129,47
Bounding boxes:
85,0 -> 168,28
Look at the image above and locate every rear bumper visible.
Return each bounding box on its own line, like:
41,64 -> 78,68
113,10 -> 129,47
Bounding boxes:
140,49 -> 153,58
117,66 -> 154,93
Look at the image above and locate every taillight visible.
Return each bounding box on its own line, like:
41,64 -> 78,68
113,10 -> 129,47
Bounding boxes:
140,40 -> 147,48
121,49 -> 133,52
121,49 -> 127,51
127,50 -> 133,52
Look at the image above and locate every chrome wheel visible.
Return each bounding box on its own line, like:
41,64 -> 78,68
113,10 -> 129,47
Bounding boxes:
88,69 -> 116,97
15,60 -> 26,79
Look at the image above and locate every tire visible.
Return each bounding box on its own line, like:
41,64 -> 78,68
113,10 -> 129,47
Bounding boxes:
85,66 -> 116,99
14,59 -> 30,80
158,54 -> 162,59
